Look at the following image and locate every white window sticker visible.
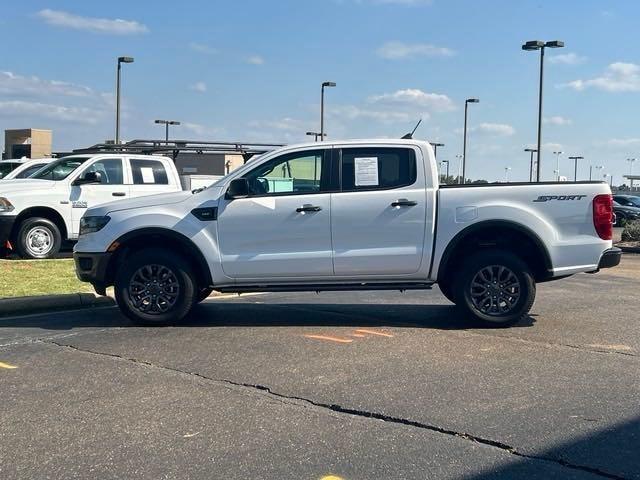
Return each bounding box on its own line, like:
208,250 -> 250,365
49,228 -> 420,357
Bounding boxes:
140,167 -> 155,184
354,157 -> 379,186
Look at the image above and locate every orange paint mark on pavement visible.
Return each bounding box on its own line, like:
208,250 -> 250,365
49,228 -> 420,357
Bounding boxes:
349,333 -> 366,338
355,329 -> 394,338
303,334 -> 353,344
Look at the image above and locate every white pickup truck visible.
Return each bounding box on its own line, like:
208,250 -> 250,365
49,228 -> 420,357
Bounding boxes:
73,139 -> 620,327
0,154 -> 182,258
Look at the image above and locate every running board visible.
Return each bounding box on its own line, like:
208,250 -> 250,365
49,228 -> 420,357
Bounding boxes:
216,282 -> 433,294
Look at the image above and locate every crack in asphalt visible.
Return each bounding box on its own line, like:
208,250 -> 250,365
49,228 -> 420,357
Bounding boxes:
42,339 -> 627,480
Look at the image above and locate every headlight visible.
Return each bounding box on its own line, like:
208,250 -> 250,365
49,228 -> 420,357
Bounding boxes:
0,197 -> 14,212
79,216 -> 110,236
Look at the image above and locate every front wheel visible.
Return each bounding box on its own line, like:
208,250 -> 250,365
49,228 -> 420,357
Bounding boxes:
114,248 -> 197,326
453,250 -> 536,328
16,217 -> 62,259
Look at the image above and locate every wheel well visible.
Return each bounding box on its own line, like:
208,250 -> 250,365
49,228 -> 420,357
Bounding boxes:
437,223 -> 552,286
106,229 -> 213,290
12,207 -> 68,240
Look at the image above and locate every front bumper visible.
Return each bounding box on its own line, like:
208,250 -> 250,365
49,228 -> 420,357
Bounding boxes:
74,251 -> 112,295
598,247 -> 622,269
0,215 -> 17,247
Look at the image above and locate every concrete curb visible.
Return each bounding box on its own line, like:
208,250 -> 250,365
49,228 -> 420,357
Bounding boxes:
0,293 -> 115,317
619,246 -> 640,254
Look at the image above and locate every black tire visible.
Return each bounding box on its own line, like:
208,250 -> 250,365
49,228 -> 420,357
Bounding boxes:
453,249 -> 536,328
438,280 -> 456,304
114,248 -> 197,326
196,287 -> 214,303
15,217 -> 62,259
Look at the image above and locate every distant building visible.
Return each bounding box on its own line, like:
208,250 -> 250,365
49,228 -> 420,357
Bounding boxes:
3,129 -> 52,159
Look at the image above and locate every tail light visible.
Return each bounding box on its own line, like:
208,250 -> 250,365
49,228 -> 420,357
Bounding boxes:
593,194 -> 613,240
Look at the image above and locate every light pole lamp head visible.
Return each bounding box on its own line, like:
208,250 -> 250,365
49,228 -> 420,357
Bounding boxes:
522,40 -> 544,51
118,56 -> 134,64
154,119 -> 166,125
168,121 -> 181,126
545,40 -> 565,48
430,142 -> 445,147
524,148 -> 537,153
466,98 -> 479,104
322,81 -> 336,88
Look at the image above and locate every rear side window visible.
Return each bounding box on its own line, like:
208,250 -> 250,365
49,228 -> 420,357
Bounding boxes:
340,147 -> 417,191
131,159 -> 169,185
16,164 -> 46,179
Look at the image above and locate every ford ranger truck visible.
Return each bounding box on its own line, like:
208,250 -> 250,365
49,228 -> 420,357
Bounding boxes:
73,139 -> 621,327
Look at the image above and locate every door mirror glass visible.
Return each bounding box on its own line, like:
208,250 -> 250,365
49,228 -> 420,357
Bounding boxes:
74,171 -> 102,185
225,178 -> 250,199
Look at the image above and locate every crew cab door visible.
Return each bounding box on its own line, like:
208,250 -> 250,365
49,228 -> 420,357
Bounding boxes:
128,157 -> 176,198
217,148 -> 333,279
69,158 -> 129,236
331,146 -> 427,275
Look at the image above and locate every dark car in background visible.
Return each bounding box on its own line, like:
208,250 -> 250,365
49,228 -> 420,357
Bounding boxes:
613,199 -> 640,226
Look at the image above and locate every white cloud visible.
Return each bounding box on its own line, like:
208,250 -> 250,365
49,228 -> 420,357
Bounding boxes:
377,41 -> 454,60
181,122 -> 223,138
329,105 -> 416,124
248,117 -> 307,132
189,42 -> 218,55
189,81 -> 207,93
0,100 -> 104,124
543,116 -> 572,126
548,53 -> 587,65
368,88 -> 455,112
601,138 -> 640,148
468,123 -> 515,136
562,62 -> 640,92
0,71 -> 93,97
246,55 -> 265,65
36,9 -> 148,35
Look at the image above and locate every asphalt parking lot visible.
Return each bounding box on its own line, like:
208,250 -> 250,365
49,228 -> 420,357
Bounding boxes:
1,255 -> 639,480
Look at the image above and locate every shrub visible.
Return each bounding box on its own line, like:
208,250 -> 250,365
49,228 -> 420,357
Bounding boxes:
622,220 -> 640,241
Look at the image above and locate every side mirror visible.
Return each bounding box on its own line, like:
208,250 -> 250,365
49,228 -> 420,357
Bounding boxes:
74,171 -> 102,186
225,178 -> 250,200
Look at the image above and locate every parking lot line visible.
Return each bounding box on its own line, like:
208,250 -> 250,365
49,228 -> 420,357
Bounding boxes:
355,329 -> 394,338
0,361 -> 18,369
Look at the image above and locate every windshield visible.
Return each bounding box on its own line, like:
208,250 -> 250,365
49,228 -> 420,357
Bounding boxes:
32,156 -> 91,181
0,162 -> 20,179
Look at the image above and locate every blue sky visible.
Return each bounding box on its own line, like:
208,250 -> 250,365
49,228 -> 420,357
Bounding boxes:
1,0 -> 640,183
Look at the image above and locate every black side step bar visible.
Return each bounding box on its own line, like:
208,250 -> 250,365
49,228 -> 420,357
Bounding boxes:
216,282 -> 433,294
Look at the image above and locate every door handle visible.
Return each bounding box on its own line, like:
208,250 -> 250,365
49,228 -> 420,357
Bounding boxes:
391,199 -> 417,207
112,192 -> 127,197
296,204 -> 322,213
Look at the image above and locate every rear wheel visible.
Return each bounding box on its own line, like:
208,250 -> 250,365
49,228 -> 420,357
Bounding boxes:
16,217 -> 62,259
453,250 -> 535,328
114,248 -> 197,326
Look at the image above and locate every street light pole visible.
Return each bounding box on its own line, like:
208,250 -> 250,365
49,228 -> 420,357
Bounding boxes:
462,98 -> 479,184
568,156 -> 584,181
627,158 -> 637,175
553,151 -> 563,181
115,56 -> 134,144
455,154 -> 463,184
504,167 -> 512,183
440,160 -> 450,183
320,81 -> 336,142
430,142 -> 444,160
306,131 -> 326,142
525,148 -> 537,182
155,119 -> 181,141
590,164 -> 603,181
522,40 -> 564,182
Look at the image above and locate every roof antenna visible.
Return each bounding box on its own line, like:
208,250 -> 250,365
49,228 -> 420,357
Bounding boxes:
401,118 -> 422,139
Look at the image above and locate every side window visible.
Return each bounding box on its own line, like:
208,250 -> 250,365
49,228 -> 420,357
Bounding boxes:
16,164 -> 46,179
83,158 -> 124,185
340,147 -> 417,192
131,159 -> 169,185
243,150 -> 325,196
